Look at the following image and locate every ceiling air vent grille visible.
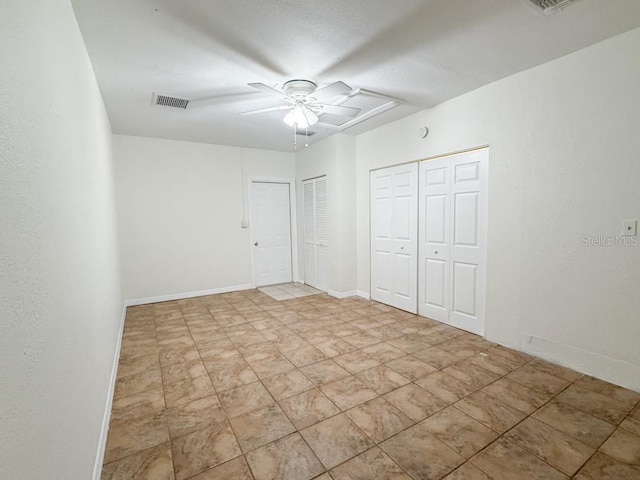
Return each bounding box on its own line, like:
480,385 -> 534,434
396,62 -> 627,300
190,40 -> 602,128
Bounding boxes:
526,0 -> 577,14
153,93 -> 189,109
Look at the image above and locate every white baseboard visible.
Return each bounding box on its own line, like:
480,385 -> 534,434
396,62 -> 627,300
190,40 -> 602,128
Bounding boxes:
521,333 -> 640,393
327,290 -> 358,299
125,283 -> 254,307
356,290 -> 371,300
92,303 -> 127,480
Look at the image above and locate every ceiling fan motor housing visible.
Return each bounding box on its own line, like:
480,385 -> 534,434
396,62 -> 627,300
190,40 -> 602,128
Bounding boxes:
283,79 -> 317,99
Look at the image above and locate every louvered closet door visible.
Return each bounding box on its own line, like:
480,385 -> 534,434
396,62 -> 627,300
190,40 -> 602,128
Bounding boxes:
370,163 -> 418,313
303,177 -> 328,292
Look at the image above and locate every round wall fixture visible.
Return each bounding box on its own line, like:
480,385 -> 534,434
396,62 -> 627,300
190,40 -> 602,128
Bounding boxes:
418,126 -> 429,139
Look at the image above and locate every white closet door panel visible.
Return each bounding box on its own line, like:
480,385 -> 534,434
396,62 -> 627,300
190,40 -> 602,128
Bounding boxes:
449,150 -> 488,335
371,164 -> 418,313
419,158 -> 451,322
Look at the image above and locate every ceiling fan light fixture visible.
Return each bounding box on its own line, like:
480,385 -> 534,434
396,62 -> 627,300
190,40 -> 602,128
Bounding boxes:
283,103 -> 318,128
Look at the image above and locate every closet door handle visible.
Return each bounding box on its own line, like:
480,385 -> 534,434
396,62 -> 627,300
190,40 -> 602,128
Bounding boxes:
254,241 -> 259,246
400,245 -> 404,250
434,250 -> 438,254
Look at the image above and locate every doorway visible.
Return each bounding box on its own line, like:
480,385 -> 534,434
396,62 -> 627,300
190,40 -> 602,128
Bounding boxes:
250,181 -> 294,287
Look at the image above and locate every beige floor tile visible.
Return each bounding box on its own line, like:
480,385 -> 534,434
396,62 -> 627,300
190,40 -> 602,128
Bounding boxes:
532,401 -> 615,448
244,350 -> 296,378
161,359 -> 209,385
343,331 -> 382,349
506,364 -> 570,396
381,422 -> 465,480
383,383 -> 448,422
102,443 -> 174,480
345,397 -> 413,443
361,342 -> 406,362
170,422 -> 241,480
320,376 -> 378,410
301,359 -> 351,386
470,438 -> 568,480
278,388 -> 341,430
207,358 -> 259,392
455,390 -> 527,434
315,338 -> 358,357
229,403 -> 296,453
443,462 -> 492,480
504,417 -> 593,475
443,360 -> 500,390
218,381 -> 275,418
574,451 -> 640,480
283,345 -> 329,367
527,358 -> 582,383
166,396 -> 225,439
187,457 -> 253,480
245,433 -> 324,480
479,377 -> 551,415
420,407 -> 498,458
415,372 -> 477,404
164,375 -> 216,408
465,351 -> 523,376
412,347 -> 460,370
117,353 -> 161,379
355,365 -> 410,395
104,412 -> 170,464
334,350 -> 381,373
111,387 -> 165,421
386,355 -> 438,381
300,414 -> 374,469
599,427 -> 640,468
114,366 -> 162,400
262,368 -> 315,400
330,447 -> 411,480
620,416 -> 640,436
574,375 -> 640,407
557,384 -> 632,424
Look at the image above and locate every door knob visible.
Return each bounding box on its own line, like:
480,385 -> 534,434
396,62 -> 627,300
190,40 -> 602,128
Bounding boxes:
434,250 -> 438,254
254,241 -> 259,246
400,245 -> 404,250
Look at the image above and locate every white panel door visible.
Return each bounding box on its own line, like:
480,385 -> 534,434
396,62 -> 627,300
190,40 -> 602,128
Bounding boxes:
303,177 -> 328,292
418,158 -> 451,323
251,182 -> 293,286
371,163 -> 418,313
418,149 -> 488,335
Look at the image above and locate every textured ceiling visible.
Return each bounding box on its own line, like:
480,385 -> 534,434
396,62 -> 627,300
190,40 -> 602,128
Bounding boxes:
71,0 -> 640,152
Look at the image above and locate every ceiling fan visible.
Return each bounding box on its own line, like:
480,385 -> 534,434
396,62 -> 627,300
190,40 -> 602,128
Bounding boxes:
239,80 -> 361,128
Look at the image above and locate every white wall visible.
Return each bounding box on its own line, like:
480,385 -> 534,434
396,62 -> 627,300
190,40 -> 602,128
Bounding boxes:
295,134 -> 357,296
355,27 -> 640,390
114,135 -> 295,302
0,1 -> 123,479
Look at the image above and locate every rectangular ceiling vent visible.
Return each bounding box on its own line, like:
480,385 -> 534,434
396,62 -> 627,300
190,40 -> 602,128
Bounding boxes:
295,129 -> 316,137
152,93 -> 189,109
526,0 -> 577,15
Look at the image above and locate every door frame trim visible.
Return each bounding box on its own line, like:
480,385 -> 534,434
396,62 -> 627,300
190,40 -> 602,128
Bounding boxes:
248,177 -> 299,288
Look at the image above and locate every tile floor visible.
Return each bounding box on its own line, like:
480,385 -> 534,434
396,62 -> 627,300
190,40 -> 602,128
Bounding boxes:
102,290 -> 640,480
258,283 -> 322,301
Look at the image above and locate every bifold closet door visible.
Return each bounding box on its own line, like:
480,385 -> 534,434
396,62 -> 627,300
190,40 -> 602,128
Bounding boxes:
419,149 -> 488,335
370,163 -> 418,313
303,177 -> 328,292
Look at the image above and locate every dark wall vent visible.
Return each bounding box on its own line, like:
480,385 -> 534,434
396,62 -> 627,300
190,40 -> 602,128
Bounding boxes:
152,93 -> 189,109
526,0 -> 577,15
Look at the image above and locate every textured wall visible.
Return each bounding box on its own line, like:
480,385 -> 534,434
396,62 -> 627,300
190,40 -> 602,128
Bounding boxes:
0,1 -> 123,478
113,135 -> 295,302
355,27 -> 640,390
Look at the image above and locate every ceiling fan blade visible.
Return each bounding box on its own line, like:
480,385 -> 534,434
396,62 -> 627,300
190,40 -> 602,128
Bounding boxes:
239,105 -> 293,116
311,81 -> 352,101
247,82 -> 293,102
312,104 -> 361,117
